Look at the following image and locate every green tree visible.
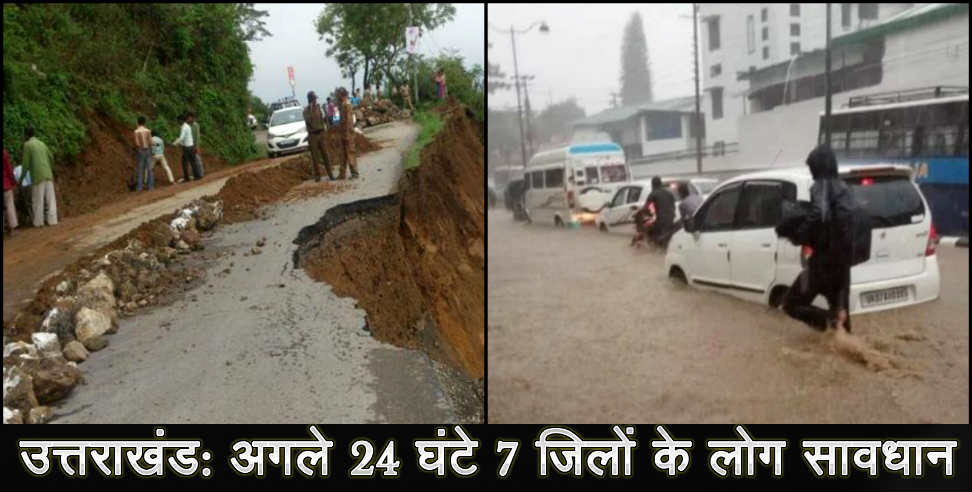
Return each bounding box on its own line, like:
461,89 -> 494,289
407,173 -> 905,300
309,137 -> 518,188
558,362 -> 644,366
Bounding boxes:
620,11 -> 653,106
315,3 -> 455,89
534,98 -> 586,146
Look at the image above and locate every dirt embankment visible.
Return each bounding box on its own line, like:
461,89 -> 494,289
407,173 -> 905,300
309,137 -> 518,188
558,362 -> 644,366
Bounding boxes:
53,114 -> 231,219
294,103 -> 484,378
4,132 -> 380,343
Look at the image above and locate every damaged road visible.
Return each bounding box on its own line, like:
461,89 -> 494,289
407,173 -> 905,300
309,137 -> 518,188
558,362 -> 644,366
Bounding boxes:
50,120 -> 478,423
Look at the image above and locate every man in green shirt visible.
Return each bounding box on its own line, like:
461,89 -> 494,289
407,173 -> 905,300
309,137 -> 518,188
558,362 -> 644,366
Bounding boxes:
19,126 -> 58,227
190,112 -> 205,178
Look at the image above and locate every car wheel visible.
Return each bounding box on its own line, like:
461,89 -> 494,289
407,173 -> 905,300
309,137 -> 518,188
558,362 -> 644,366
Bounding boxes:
554,216 -> 564,228
669,267 -> 688,284
769,286 -> 789,309
599,223 -> 608,233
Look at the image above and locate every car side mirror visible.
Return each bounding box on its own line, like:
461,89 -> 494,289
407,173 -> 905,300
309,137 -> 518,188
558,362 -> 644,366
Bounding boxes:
683,217 -> 696,233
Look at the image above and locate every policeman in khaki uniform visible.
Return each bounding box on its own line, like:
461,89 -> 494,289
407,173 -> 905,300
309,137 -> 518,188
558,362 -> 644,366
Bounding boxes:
302,91 -> 335,182
338,88 -> 360,180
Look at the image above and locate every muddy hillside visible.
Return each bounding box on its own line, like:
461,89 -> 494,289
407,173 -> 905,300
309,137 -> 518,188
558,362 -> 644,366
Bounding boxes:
294,103 -> 484,378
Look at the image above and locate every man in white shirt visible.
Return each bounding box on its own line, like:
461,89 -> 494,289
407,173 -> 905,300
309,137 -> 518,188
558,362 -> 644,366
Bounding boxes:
171,113 -> 200,182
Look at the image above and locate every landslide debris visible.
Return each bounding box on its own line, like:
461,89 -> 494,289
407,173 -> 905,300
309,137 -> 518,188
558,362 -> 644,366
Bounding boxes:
293,101 -> 484,379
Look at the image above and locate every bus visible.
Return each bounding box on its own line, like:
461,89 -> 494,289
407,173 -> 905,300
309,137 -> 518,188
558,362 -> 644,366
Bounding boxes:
522,142 -> 630,226
819,86 -> 969,237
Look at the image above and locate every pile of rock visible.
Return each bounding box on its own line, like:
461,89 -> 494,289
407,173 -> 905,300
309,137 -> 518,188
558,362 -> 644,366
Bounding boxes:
2,198 -> 223,424
354,99 -> 410,129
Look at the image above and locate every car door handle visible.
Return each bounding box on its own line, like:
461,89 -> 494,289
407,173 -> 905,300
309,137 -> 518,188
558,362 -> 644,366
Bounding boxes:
630,205 -> 638,210
717,243 -> 728,248
761,243 -> 772,248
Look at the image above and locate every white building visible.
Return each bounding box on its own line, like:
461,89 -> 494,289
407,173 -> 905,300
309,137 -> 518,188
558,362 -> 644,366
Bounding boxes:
699,3 -> 915,148
628,3 -> 968,179
570,96 -> 701,161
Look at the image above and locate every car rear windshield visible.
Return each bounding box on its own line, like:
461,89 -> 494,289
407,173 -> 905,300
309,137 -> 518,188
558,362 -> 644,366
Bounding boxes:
271,109 -> 303,127
844,175 -> 925,228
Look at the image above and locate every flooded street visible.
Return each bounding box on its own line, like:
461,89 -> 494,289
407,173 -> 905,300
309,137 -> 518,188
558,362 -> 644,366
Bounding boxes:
487,210 -> 969,423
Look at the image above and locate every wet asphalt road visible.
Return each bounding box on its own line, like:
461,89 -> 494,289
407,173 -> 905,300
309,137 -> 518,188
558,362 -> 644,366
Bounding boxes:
487,210 -> 969,423
55,121 -> 473,423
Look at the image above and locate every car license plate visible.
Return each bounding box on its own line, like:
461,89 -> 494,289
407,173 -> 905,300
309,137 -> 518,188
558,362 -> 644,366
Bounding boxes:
282,139 -> 297,145
860,286 -> 909,308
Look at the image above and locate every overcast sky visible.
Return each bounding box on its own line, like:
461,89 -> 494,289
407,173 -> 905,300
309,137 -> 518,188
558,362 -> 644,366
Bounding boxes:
247,3 -> 484,104
488,3 -> 696,116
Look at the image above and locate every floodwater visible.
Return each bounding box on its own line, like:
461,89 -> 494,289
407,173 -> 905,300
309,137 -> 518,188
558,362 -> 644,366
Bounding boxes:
487,210 -> 969,423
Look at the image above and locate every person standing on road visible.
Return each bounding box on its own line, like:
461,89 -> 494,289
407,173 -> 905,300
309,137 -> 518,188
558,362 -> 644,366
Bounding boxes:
337,88 -> 360,180
400,83 -> 414,112
351,89 -> 361,107
303,91 -> 335,183
150,129 -> 175,184
676,182 -> 704,226
362,84 -> 372,108
190,112 -> 205,178
172,113 -> 200,183
781,144 -> 860,334
19,126 -> 58,227
325,97 -> 338,127
4,149 -> 18,235
133,116 -> 154,191
639,176 -> 676,246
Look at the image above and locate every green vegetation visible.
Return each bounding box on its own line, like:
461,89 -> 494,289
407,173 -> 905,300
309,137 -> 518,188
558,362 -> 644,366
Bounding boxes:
3,4 -> 270,167
315,4 -> 456,91
405,110 -> 444,170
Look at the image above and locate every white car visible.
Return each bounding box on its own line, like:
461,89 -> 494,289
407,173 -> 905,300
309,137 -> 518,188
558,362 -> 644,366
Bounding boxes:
266,107 -> 309,158
596,178 -> 689,234
665,164 -> 940,315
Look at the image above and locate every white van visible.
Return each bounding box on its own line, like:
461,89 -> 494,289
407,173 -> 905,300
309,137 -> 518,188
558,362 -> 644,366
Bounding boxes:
523,142 -> 630,226
665,164 -> 940,314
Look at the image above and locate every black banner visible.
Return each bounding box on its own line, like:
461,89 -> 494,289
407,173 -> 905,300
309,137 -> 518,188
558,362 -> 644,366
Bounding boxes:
4,424 -> 969,490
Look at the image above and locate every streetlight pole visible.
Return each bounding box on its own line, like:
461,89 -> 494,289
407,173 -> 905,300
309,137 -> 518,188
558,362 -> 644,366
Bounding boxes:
692,3 -> 702,175
510,26 -> 528,169
490,20 -> 549,169
824,3 -> 833,147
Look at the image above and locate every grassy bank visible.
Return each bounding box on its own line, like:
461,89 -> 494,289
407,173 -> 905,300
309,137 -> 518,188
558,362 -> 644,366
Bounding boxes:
404,110 -> 445,170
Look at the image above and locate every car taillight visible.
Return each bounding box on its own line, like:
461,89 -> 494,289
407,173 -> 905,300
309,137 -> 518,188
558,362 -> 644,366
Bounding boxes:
567,190 -> 575,208
926,223 -> 938,256
802,246 -> 814,259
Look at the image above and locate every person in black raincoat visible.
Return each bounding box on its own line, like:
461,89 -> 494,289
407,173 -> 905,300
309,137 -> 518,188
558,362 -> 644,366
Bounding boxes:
781,144 -> 858,333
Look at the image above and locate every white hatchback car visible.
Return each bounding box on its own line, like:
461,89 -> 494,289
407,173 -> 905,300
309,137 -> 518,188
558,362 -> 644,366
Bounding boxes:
665,164 -> 940,315
596,178 -> 694,234
266,107 -> 309,158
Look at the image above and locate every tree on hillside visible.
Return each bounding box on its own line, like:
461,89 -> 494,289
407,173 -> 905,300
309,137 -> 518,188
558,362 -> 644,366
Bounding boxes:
236,3 -> 271,41
315,3 -> 455,90
534,98 -> 586,146
487,42 -> 509,94
620,11 -> 653,106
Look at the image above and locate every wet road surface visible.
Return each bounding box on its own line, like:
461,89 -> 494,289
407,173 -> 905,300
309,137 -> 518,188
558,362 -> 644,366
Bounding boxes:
487,210 -> 969,423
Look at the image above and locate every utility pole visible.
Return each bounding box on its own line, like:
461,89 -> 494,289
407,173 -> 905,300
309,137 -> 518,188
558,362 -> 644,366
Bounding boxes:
409,4 -> 419,106
692,3 -> 702,174
517,75 -> 536,156
824,3 -> 833,147
511,26 -> 528,169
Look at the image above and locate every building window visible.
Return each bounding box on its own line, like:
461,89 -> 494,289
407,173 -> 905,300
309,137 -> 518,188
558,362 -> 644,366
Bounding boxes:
790,23 -> 800,36
790,4 -> 800,16
761,7 -> 768,22
841,3 -> 852,28
747,15 -> 755,53
707,16 -> 721,51
762,26 -> 768,41
710,64 -> 722,78
790,42 -> 801,56
763,46 -> 770,60
711,87 -> 724,120
859,3 -> 878,20
644,113 -> 683,141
